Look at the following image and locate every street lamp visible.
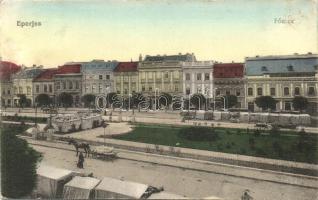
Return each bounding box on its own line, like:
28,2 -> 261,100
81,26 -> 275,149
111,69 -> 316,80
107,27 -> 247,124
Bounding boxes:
128,93 -> 132,111
102,121 -> 109,147
154,88 -> 159,111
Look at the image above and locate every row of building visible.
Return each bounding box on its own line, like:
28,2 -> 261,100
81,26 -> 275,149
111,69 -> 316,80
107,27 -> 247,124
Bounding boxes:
0,52 -> 317,113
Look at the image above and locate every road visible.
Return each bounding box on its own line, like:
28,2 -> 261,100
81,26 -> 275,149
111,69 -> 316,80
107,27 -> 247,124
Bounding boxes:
29,141 -> 318,200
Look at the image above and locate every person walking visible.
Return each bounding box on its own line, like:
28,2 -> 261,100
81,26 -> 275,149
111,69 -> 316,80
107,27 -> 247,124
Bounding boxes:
77,152 -> 84,169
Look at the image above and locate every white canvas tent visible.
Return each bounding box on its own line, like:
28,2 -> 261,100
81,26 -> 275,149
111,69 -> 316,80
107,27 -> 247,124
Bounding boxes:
94,177 -> 148,199
63,176 -> 101,199
36,165 -> 75,198
148,192 -> 188,199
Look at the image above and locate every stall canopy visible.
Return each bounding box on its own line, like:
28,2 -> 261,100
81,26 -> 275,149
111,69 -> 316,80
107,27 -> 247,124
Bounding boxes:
148,192 -> 188,199
94,177 -> 149,199
63,176 -> 101,199
36,165 -> 75,198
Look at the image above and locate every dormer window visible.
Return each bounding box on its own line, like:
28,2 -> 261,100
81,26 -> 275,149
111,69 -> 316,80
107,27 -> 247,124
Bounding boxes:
261,66 -> 268,72
287,65 -> 294,71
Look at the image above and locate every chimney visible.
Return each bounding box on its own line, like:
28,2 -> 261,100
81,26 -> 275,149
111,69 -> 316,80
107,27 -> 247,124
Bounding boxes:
308,52 -> 312,55
139,54 -> 142,62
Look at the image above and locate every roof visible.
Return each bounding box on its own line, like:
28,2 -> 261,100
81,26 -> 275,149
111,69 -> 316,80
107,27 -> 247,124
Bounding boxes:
37,165 -> 74,180
12,67 -> 44,79
213,63 -> 244,78
0,61 -> 21,81
64,176 -> 100,190
114,62 -> 138,72
56,64 -> 81,74
144,53 -> 196,62
34,68 -> 58,81
81,60 -> 118,71
95,177 -> 148,199
245,54 -> 318,76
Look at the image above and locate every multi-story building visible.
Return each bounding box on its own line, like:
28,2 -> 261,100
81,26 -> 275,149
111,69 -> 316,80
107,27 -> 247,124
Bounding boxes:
0,60 -> 21,107
213,63 -> 245,108
114,62 -> 139,96
12,65 -> 44,106
54,64 -> 82,107
138,53 -> 196,102
81,60 -> 118,96
245,53 -> 318,113
182,61 -> 214,98
33,68 -> 58,104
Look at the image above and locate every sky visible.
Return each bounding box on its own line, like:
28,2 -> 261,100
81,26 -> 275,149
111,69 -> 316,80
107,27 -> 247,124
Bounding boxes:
0,0 -> 317,67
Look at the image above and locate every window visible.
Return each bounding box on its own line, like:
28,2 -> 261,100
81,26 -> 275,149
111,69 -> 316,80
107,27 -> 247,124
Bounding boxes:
261,66 -> 268,71
186,88 -> 190,95
226,90 -> 230,95
186,73 -> 190,81
294,87 -> 300,95
36,85 -> 40,93
148,72 -> 153,80
204,73 -> 210,81
99,75 -> 103,80
27,87 -> 31,95
44,85 -> 48,92
284,87 -> 289,96
19,87 -> 23,94
14,87 -> 17,94
56,82 -> 60,90
248,88 -> 253,96
164,72 -> 169,79
7,89 -> 10,95
106,75 -> 110,80
287,65 -> 294,71
197,73 -> 202,81
142,86 -> 145,92
285,102 -> 291,111
76,81 -> 79,89
270,88 -> 276,96
308,87 -> 315,96
69,81 -> 73,89
124,89 -> 128,94
216,89 -> 220,96
49,85 -> 52,93
149,86 -> 153,92
175,85 -> 179,92
63,81 -> 66,89
99,84 -> 102,93
257,88 -> 262,96
236,90 -> 240,96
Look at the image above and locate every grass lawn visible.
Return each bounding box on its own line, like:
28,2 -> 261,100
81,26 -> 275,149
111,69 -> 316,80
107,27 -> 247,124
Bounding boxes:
2,115 -> 47,123
0,123 -> 31,136
112,123 -> 318,164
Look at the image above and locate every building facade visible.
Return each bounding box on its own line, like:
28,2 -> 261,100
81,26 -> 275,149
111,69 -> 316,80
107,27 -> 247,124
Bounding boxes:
182,61 -> 214,98
213,63 -> 245,109
33,68 -> 58,105
54,64 -> 82,107
114,62 -> 139,96
81,60 -> 118,96
138,53 -> 196,101
12,66 -> 44,106
245,53 -> 318,113
0,61 -> 21,107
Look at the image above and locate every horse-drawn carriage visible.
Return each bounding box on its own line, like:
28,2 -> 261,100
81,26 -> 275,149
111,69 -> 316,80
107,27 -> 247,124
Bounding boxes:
90,146 -> 118,160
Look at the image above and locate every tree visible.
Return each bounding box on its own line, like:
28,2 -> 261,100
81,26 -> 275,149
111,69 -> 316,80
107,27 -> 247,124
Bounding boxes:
292,96 -> 308,112
81,94 -> 96,108
58,92 -> 73,109
1,128 -> 42,198
224,95 -> 238,108
17,94 -> 28,108
132,93 -> 145,111
35,94 -> 51,107
158,92 -> 172,109
190,93 -> 206,110
255,96 -> 277,111
106,92 -> 119,108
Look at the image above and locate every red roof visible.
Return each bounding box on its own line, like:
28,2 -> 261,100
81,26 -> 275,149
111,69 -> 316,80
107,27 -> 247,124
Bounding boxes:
114,62 -> 138,72
0,61 -> 21,81
213,63 -> 244,78
34,68 -> 58,81
56,64 -> 81,74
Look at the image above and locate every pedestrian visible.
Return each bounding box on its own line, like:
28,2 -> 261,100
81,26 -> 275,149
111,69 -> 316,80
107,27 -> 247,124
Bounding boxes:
77,152 -> 84,169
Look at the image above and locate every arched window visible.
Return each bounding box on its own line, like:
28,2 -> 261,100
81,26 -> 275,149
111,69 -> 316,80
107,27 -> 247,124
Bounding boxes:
294,87 -> 300,95
284,87 -> 289,96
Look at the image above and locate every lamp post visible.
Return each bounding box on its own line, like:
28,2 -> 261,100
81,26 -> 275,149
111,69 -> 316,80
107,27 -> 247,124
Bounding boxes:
128,94 -> 132,111
155,88 -> 159,111
102,121 -> 108,147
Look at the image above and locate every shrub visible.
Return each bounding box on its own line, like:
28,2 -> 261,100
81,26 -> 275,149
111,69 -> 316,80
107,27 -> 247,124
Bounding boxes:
178,127 -> 219,142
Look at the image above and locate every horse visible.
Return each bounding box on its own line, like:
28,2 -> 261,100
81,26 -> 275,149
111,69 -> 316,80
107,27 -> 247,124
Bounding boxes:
68,139 -> 91,157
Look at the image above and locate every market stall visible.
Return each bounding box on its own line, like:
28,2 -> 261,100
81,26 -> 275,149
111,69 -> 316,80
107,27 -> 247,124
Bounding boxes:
62,176 -> 101,199
94,177 -> 148,199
